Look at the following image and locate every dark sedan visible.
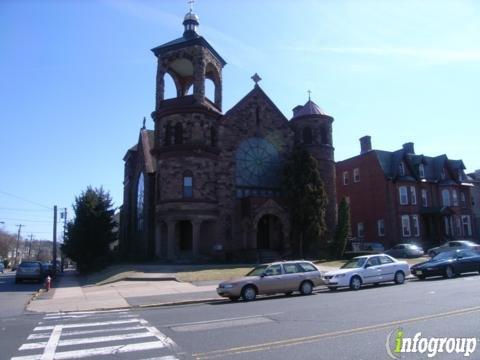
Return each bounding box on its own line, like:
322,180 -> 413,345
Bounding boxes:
411,249 -> 480,279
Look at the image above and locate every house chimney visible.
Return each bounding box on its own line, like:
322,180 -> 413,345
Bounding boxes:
402,142 -> 415,154
360,136 -> 372,154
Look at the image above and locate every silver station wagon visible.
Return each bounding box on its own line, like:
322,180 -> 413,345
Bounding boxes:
217,261 -> 323,301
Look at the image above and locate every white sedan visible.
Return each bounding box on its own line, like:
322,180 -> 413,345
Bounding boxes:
322,254 -> 410,290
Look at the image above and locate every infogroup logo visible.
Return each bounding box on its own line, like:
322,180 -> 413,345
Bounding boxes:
386,328 -> 477,359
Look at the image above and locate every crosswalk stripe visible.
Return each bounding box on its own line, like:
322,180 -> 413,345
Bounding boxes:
12,341 -> 168,360
20,331 -> 156,350
34,319 -> 141,331
43,313 -> 131,320
39,325 -> 62,360
28,325 -> 145,340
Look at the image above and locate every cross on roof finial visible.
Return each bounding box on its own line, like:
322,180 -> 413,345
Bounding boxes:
251,73 -> 262,87
188,0 -> 195,12
307,89 -> 311,101
142,116 -> 146,129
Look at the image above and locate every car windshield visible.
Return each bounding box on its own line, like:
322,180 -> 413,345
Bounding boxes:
341,258 -> 367,269
246,265 -> 268,276
432,251 -> 455,261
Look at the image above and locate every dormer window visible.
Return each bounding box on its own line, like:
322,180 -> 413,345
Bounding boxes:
419,164 -> 425,178
399,162 -> 405,176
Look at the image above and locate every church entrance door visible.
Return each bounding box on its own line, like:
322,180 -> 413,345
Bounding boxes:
177,220 -> 192,252
256,215 -> 283,250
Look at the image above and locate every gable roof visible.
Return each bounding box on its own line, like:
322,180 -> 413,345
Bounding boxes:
224,84 -> 288,123
123,129 -> 156,174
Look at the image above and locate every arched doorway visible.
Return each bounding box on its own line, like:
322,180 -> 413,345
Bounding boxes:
256,215 -> 284,250
176,221 -> 192,252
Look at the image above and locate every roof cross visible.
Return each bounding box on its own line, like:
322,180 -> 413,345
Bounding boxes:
251,73 -> 262,86
307,89 -> 311,101
188,0 -> 195,12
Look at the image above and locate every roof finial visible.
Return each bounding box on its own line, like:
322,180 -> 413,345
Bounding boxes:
307,89 -> 311,101
142,116 -> 146,129
188,0 -> 195,13
251,73 -> 262,87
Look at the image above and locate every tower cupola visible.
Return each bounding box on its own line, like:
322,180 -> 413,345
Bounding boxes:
183,10 -> 199,38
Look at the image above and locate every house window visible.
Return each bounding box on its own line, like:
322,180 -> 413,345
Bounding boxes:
412,215 -> 420,237
357,222 -> 364,238
183,172 -> 193,198
452,190 -> 458,206
410,186 -> 417,205
401,215 -> 411,237
399,162 -> 405,176
377,219 -> 385,237
399,186 -> 408,205
455,216 -> 462,236
345,196 -> 350,205
462,215 -> 472,236
353,168 -> 360,183
421,189 -> 428,207
442,189 -> 451,206
419,164 -> 425,178
460,192 -> 466,206
444,217 -> 450,236
343,171 -> 349,185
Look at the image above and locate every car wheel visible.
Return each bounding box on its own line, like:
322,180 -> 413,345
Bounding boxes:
228,296 -> 240,302
349,276 -> 362,290
284,291 -> 293,296
444,266 -> 455,279
241,285 -> 257,302
299,281 -> 313,295
394,271 -> 405,284
328,287 -> 337,291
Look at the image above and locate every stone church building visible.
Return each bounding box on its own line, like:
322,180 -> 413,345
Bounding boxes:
120,9 -> 336,261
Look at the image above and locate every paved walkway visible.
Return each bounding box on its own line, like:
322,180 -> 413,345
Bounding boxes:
27,264 -> 339,313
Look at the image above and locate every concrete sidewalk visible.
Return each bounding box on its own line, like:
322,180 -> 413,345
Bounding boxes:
26,265 -> 340,313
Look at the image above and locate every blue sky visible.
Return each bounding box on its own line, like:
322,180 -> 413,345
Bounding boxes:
1,0 -> 479,241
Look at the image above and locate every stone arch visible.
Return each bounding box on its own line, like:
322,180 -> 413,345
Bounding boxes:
252,199 -> 290,250
205,62 -> 222,109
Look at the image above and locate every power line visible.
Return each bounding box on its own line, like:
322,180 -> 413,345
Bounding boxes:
0,217 -> 52,224
0,190 -> 52,210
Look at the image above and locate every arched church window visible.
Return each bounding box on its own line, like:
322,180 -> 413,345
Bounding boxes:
183,171 -> 193,198
303,127 -> 313,145
174,123 -> 183,145
210,126 -> 217,147
136,173 -> 145,231
235,138 -> 281,189
164,123 -> 172,146
320,127 -> 328,144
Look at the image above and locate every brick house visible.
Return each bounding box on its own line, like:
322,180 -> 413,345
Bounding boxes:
119,9 -> 337,261
336,136 -> 475,250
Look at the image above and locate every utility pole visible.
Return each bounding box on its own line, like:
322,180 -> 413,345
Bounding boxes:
28,234 -> 34,259
53,205 -> 57,275
14,224 -> 25,266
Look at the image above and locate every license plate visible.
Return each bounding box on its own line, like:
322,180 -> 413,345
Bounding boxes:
416,270 -> 422,275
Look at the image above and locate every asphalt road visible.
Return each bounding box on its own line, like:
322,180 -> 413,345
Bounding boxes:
2,273 -> 480,359
0,270 -> 42,318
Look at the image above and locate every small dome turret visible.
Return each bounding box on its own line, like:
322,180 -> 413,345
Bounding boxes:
183,10 -> 199,38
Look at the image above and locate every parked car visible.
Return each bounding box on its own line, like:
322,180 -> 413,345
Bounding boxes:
411,249 -> 480,279
385,244 -> 424,258
41,263 -> 54,277
217,261 -> 323,301
15,261 -> 43,283
322,254 -> 410,291
427,240 -> 480,257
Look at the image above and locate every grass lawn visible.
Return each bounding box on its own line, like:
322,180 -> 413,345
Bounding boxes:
176,266 -> 253,282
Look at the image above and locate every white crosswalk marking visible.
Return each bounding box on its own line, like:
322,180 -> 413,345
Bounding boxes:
11,310 -> 180,360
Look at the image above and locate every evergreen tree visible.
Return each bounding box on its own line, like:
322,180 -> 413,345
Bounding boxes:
334,197 -> 351,258
283,147 -> 328,257
62,187 -> 116,273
